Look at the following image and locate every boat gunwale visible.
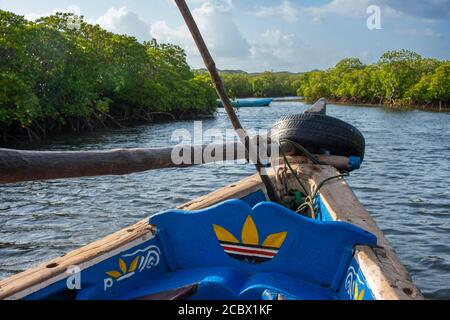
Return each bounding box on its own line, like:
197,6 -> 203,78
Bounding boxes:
298,163 -> 424,300
0,175 -> 263,300
0,163 -> 424,300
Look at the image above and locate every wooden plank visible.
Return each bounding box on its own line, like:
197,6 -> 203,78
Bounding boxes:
0,220 -> 155,300
0,174 -> 265,300
300,164 -> 424,300
0,145 -> 356,185
305,98 -> 327,115
278,154 -> 357,172
0,143 -> 246,184
179,174 -> 266,211
0,160 -> 424,300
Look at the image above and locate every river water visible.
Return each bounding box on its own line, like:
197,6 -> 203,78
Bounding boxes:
0,101 -> 449,299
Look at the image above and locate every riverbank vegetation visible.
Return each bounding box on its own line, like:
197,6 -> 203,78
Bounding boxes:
0,10 -> 216,145
220,50 -> 449,110
1,10 -> 448,146
221,72 -> 299,98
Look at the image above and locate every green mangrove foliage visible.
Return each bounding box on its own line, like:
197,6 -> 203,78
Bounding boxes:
297,51 -> 449,108
0,10 -> 216,144
220,50 -> 449,109
221,72 -> 298,98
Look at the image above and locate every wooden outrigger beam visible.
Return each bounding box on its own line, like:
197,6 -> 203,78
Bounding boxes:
0,143 -> 243,184
0,144 -> 357,184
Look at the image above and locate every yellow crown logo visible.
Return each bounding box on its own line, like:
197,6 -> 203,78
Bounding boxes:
354,282 -> 365,300
106,257 -> 139,280
213,215 -> 287,263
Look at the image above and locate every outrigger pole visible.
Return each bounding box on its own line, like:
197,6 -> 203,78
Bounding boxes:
174,0 -> 280,202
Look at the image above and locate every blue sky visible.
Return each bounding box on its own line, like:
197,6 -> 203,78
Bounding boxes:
1,0 -> 449,72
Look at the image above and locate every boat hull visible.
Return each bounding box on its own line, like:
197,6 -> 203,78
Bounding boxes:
0,163 -> 423,300
217,98 -> 273,108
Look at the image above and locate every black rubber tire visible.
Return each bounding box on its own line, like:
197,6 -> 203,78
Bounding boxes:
270,113 -> 365,161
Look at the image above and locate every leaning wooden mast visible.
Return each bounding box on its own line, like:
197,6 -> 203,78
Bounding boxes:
173,0 -> 279,202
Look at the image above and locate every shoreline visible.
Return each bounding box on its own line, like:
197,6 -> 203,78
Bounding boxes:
326,100 -> 450,113
0,111 -> 216,149
273,97 -> 450,113
3,98 -> 448,148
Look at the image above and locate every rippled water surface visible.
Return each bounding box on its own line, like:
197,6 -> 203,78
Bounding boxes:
1,101 -> 449,299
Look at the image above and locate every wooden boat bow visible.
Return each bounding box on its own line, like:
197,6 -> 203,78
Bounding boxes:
0,160 -> 423,300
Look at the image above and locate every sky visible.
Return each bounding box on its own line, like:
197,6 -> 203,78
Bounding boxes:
1,0 -> 449,72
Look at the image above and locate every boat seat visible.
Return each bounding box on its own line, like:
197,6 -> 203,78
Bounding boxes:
120,267 -> 338,300
120,267 -> 247,300
240,272 -> 338,300
134,284 -> 199,300
150,200 -> 376,291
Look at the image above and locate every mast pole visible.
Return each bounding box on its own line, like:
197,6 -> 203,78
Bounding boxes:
174,0 -> 280,202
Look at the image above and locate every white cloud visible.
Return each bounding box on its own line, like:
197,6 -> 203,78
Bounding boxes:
396,28 -> 442,38
254,0 -> 371,24
151,20 -> 196,54
255,1 -> 301,23
253,0 -> 450,22
24,5 -> 82,21
151,1 -> 341,71
379,0 -> 450,20
249,29 -> 340,72
151,0 -> 250,64
307,0 -> 371,20
249,30 -> 297,70
96,7 -> 151,42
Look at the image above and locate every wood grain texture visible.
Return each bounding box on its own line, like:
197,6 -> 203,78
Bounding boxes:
0,143 -> 358,184
0,146 -> 355,185
0,174 -> 265,299
0,143 -> 245,184
0,221 -> 155,299
305,98 -> 327,115
299,164 -> 424,300
0,161 -> 423,300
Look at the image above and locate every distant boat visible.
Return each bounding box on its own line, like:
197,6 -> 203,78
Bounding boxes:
217,98 -> 273,108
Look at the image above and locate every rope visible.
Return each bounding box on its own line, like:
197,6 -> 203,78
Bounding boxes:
278,142 -> 309,195
275,138 -> 350,219
297,172 -> 349,218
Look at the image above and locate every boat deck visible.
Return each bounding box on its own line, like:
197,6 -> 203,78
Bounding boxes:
118,267 -> 339,300
0,163 -> 424,300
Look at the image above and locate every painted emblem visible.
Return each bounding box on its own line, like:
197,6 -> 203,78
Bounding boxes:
213,215 -> 287,264
345,266 -> 366,300
104,245 -> 161,290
